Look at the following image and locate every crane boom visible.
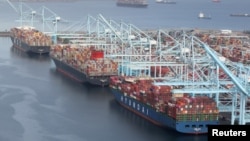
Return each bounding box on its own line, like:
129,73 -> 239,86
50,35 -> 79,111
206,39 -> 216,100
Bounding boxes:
5,0 -> 19,13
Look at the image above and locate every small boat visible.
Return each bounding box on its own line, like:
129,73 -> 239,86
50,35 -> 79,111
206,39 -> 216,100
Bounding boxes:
198,12 -> 211,19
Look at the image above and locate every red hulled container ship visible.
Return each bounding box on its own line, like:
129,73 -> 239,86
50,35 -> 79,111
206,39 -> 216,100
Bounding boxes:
50,44 -> 118,86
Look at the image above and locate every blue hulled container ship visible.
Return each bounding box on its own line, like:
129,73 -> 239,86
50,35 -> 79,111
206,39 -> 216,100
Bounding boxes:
109,76 -> 219,134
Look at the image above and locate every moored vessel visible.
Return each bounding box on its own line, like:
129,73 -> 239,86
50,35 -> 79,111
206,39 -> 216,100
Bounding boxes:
109,76 -> 219,134
10,26 -> 52,55
50,44 -> 118,86
230,13 -> 250,17
155,0 -> 176,4
116,0 -> 148,8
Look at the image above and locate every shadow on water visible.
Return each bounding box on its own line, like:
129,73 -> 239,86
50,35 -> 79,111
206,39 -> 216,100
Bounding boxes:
109,99 -> 162,128
48,66 -> 112,94
109,99 -> 208,141
10,46 -> 51,62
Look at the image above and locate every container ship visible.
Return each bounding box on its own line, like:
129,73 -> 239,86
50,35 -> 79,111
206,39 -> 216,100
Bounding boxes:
230,13 -> 250,17
155,0 -> 176,4
109,76 -> 219,134
50,44 -> 118,86
10,26 -> 52,55
116,0 -> 148,8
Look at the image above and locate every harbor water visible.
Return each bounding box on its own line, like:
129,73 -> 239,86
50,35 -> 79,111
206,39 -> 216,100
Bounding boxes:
0,0 -> 250,141
0,37 -> 207,141
0,0 -> 250,31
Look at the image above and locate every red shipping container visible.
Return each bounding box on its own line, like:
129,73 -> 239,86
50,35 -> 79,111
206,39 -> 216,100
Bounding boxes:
90,50 -> 104,59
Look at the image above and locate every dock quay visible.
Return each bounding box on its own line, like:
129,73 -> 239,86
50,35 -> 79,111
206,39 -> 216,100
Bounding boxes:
0,31 -> 11,37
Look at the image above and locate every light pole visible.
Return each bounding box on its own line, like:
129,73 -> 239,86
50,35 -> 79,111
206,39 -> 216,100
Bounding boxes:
31,10 -> 36,27
53,16 -> 60,44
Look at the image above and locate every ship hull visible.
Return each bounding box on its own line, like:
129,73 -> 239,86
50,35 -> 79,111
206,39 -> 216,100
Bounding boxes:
198,17 -> 211,20
51,57 -> 110,86
110,87 -> 219,134
116,3 -> 148,8
10,36 -> 50,54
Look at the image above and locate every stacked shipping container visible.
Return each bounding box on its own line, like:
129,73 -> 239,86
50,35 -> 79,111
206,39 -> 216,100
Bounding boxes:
195,32 -> 250,64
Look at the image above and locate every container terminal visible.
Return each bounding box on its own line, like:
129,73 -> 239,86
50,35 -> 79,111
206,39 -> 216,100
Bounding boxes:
49,14 -> 250,133
53,15 -> 249,130
5,0 -> 250,134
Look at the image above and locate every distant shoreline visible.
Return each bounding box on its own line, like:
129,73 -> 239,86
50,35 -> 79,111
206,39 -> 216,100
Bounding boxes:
9,0 -> 80,2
